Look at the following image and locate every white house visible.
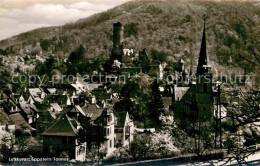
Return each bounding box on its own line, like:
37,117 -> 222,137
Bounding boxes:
114,112 -> 134,147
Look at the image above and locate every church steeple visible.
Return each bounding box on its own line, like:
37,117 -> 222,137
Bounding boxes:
197,15 -> 209,75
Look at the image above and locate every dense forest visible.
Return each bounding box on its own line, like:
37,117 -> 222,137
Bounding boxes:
0,1 -> 259,86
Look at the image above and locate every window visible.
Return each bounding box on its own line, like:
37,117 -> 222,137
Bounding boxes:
115,128 -> 123,133
108,115 -> 112,123
110,140 -> 112,148
103,128 -> 106,136
114,138 -> 116,147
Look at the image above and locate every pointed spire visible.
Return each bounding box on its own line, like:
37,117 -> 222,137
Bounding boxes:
198,15 -> 207,68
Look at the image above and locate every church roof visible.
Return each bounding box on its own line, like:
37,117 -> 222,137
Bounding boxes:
174,87 -> 190,101
198,20 -> 207,69
180,85 -> 197,102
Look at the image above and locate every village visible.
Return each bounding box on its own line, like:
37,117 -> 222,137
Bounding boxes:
0,19 -> 259,164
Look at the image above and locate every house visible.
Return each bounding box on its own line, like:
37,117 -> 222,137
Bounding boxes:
28,88 -> 46,103
1,100 -> 21,114
79,105 -> 117,157
114,112 -> 134,148
36,108 -> 55,139
9,113 -> 35,134
19,102 -> 38,125
95,108 -> 116,157
42,114 -> 83,159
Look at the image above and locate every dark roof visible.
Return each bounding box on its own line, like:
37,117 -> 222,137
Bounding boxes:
197,20 -> 208,75
33,102 -> 50,112
0,108 -> 13,125
42,115 -> 77,137
9,113 -> 35,131
57,105 -> 74,118
114,112 -> 126,128
43,95 -> 67,105
179,85 -> 196,103
81,104 -> 104,121
19,103 -> 33,115
22,93 -> 31,101
92,91 -> 111,101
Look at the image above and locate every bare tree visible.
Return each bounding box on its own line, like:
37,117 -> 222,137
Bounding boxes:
223,89 -> 260,164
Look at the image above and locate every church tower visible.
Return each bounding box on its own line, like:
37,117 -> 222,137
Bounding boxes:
195,16 -> 213,122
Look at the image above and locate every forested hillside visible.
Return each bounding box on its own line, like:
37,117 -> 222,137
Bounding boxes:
0,1 -> 259,85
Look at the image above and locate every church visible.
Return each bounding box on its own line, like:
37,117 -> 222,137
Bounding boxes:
173,18 -> 214,127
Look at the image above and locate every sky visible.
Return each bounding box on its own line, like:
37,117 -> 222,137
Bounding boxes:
0,0 -> 128,41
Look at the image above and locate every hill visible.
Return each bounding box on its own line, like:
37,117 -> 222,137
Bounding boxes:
0,1 -> 259,86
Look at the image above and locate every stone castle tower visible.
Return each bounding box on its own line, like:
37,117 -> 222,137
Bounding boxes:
110,22 -> 124,64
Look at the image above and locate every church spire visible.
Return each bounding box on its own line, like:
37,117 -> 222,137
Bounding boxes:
197,15 -> 208,75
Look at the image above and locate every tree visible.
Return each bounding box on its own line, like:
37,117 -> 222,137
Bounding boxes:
0,57 -> 3,66
0,130 -> 14,161
222,89 -> 260,164
148,80 -> 164,128
14,128 -> 32,156
130,133 -> 154,160
45,56 -> 56,70
68,44 -> 86,63
35,62 -> 48,76
114,84 -> 132,113
151,50 -> 166,63
40,39 -> 52,51
124,23 -> 139,38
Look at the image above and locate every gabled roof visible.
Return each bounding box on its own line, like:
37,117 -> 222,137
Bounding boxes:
179,85 -> 196,103
178,59 -> 184,64
19,102 -> 33,115
21,93 -> 31,101
86,84 -> 103,91
174,87 -> 190,101
0,108 -> 13,125
50,103 -> 62,112
42,115 -> 78,137
33,102 -> 50,112
198,21 -> 207,69
9,113 -> 35,131
114,112 -> 127,128
28,88 -> 42,97
44,95 -> 67,105
47,88 -> 57,94
81,104 -> 104,121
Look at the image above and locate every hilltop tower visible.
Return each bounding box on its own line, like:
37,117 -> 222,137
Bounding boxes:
110,22 -> 124,64
113,22 -> 124,49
